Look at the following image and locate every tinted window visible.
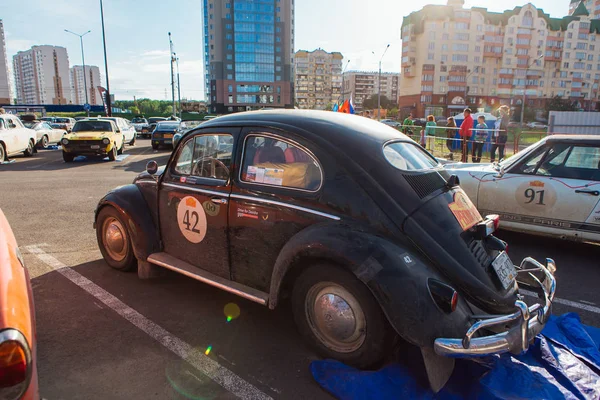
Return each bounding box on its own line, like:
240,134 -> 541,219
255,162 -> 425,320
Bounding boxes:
241,135 -> 322,191
157,123 -> 179,131
383,142 -> 439,171
72,121 -> 113,132
512,144 -> 548,174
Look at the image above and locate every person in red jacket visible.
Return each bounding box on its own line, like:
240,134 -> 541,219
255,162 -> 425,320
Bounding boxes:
459,108 -> 473,162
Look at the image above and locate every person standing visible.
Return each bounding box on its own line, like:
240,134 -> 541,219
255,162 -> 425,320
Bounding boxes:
423,115 -> 436,150
491,105 -> 510,163
446,117 -> 457,160
472,115 -> 487,163
403,113 -> 414,136
459,108 -> 473,162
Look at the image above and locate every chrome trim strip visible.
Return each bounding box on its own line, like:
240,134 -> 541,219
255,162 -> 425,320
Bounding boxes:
231,194 -> 341,221
238,132 -> 324,193
147,254 -> 268,306
162,182 -> 228,198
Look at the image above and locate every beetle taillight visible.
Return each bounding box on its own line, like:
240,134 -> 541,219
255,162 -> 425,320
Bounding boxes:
450,291 -> 458,313
490,214 -> 500,231
0,341 -> 27,388
428,279 -> 458,314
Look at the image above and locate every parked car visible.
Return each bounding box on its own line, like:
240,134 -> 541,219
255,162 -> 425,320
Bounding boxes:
0,114 -> 37,161
174,120 -> 204,147
508,121 -> 522,129
380,119 -> 401,128
40,117 -> 57,124
151,121 -> 180,150
143,117 -> 168,139
0,208 -> 39,399
61,119 -> 125,162
131,117 -> 149,134
50,117 -> 76,132
97,117 -> 136,146
445,134 -> 600,244
94,110 -> 555,391
21,115 -> 67,149
527,122 -> 548,130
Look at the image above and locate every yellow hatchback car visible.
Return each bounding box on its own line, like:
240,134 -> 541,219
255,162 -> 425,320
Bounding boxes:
61,119 -> 125,162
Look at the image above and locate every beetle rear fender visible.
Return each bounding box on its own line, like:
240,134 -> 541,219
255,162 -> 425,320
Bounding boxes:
94,184 -> 160,261
269,223 -> 473,348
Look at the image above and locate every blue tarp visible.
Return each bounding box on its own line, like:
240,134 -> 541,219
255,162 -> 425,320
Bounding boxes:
311,313 -> 600,400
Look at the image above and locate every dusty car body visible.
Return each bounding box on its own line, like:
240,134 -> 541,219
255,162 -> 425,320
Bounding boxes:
93,110 -> 556,390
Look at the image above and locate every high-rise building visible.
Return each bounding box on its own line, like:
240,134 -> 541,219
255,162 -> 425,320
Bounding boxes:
0,20 -> 11,104
342,71 -> 400,111
70,65 -> 102,105
13,45 -> 71,105
400,0 -> 600,118
294,49 -> 343,110
202,0 -> 294,113
570,0 -> 600,19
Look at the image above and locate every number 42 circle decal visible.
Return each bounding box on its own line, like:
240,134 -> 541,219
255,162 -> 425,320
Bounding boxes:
177,196 -> 208,243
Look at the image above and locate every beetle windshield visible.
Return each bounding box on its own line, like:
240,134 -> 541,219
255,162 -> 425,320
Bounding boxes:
383,142 -> 439,171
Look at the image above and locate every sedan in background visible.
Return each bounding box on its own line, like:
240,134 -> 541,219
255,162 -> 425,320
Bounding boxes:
0,114 -> 37,161
151,121 -> 180,150
22,119 -> 67,149
380,119 -> 401,128
0,208 -> 39,399
445,135 -> 600,244
142,117 -> 168,138
131,117 -> 149,134
527,122 -> 548,130
51,117 -> 76,132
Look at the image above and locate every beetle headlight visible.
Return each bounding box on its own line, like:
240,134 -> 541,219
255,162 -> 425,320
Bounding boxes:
102,138 -> 110,145
61,138 -> 69,145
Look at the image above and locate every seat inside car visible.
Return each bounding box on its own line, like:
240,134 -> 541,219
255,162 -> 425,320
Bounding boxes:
253,138 -> 285,164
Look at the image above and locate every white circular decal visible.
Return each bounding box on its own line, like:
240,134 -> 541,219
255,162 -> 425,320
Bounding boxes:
515,180 -> 557,212
177,196 -> 207,243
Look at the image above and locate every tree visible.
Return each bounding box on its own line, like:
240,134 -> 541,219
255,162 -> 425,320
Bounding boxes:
130,106 -> 140,115
544,95 -> 577,118
362,94 -> 392,110
324,102 -> 334,111
388,108 -> 399,119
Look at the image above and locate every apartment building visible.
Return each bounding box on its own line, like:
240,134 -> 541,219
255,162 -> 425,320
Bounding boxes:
202,0 -> 294,113
400,0 -> 600,118
295,49 -> 343,109
0,20 -> 11,104
570,0 -> 600,19
342,71 -> 399,111
71,65 -> 102,105
13,45 -> 71,105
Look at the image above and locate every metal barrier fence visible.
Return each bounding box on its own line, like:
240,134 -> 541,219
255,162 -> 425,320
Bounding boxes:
397,125 -> 548,163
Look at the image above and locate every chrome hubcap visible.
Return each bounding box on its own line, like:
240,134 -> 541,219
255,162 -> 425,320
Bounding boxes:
305,282 -> 366,353
102,217 -> 127,262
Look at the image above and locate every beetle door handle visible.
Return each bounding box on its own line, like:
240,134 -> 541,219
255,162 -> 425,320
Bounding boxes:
575,189 -> 600,196
211,198 -> 228,204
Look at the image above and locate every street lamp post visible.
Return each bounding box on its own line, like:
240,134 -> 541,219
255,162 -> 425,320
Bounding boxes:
464,66 -> 480,111
175,54 -> 182,119
341,59 -> 350,103
521,54 -> 544,126
373,44 -> 390,120
65,29 -> 91,116
100,0 -> 112,116
169,33 -> 176,118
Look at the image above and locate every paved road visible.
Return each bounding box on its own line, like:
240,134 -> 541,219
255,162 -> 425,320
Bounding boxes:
1,140 -> 599,399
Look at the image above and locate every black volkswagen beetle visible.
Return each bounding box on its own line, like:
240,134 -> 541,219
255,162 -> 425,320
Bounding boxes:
94,110 -> 556,390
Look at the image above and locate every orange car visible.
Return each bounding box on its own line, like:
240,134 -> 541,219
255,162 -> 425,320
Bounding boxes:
0,209 -> 38,399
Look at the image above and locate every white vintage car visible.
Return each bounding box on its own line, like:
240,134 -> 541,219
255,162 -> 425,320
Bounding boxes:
22,120 -> 67,149
0,115 -> 37,161
445,135 -> 600,244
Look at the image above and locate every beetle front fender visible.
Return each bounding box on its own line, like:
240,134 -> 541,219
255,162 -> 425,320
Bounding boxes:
94,184 -> 160,261
269,224 -> 472,348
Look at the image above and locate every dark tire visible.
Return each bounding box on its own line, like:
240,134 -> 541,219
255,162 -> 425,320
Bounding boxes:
62,151 -> 75,163
292,264 -> 395,369
23,140 -> 35,157
39,135 -> 49,149
108,145 -> 117,161
129,135 -> 136,146
117,137 -> 124,155
0,143 -> 5,162
96,206 -> 137,271
152,143 -> 159,150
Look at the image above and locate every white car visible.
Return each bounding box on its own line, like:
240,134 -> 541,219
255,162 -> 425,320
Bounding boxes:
445,135 -> 600,244
380,119 -> 401,128
22,120 -> 67,149
97,117 -> 137,146
0,114 -> 37,161
527,122 -> 547,130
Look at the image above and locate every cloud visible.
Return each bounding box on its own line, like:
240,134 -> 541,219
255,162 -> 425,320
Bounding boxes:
140,50 -> 171,59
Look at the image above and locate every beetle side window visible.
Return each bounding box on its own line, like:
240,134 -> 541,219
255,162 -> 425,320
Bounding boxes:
190,134 -> 233,180
383,142 -> 439,171
240,135 -> 322,191
174,138 -> 195,175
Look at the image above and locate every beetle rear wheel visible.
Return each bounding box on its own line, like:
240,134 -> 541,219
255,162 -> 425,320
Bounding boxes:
96,206 -> 136,271
23,140 -> 35,157
292,264 -> 394,368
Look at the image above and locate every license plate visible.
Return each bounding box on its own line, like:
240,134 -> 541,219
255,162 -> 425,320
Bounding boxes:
492,252 -> 517,290
164,134 -> 174,139
90,145 -> 100,149
164,140 -> 172,144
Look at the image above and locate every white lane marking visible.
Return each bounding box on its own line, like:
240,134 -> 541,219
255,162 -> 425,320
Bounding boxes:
521,289 -> 600,315
24,245 -> 272,400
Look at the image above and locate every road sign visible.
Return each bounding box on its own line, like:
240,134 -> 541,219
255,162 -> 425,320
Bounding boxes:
83,103 -> 91,112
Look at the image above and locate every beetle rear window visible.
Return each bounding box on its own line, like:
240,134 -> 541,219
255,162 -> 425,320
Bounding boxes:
383,142 -> 439,171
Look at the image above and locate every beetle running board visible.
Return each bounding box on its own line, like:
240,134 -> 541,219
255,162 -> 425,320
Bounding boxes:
147,252 -> 269,306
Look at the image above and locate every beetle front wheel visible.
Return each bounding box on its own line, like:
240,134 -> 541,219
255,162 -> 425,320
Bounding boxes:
96,206 -> 136,271
292,264 -> 394,368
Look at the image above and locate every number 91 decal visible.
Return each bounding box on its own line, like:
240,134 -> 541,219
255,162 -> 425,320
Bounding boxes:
177,196 -> 208,243
515,180 -> 556,211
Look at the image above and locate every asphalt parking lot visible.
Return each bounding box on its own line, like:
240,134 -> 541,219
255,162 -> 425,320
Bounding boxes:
1,139 -> 600,399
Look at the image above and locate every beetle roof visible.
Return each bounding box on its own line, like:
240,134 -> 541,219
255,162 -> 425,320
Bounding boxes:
200,109 -> 412,151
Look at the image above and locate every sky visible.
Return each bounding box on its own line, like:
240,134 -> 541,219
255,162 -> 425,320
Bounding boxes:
3,0 -> 570,101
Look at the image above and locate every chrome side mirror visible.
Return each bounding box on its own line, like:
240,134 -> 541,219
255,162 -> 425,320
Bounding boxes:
495,165 -> 505,178
146,160 -> 158,175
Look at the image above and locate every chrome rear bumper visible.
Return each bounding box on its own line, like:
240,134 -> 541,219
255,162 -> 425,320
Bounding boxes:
434,257 -> 556,358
